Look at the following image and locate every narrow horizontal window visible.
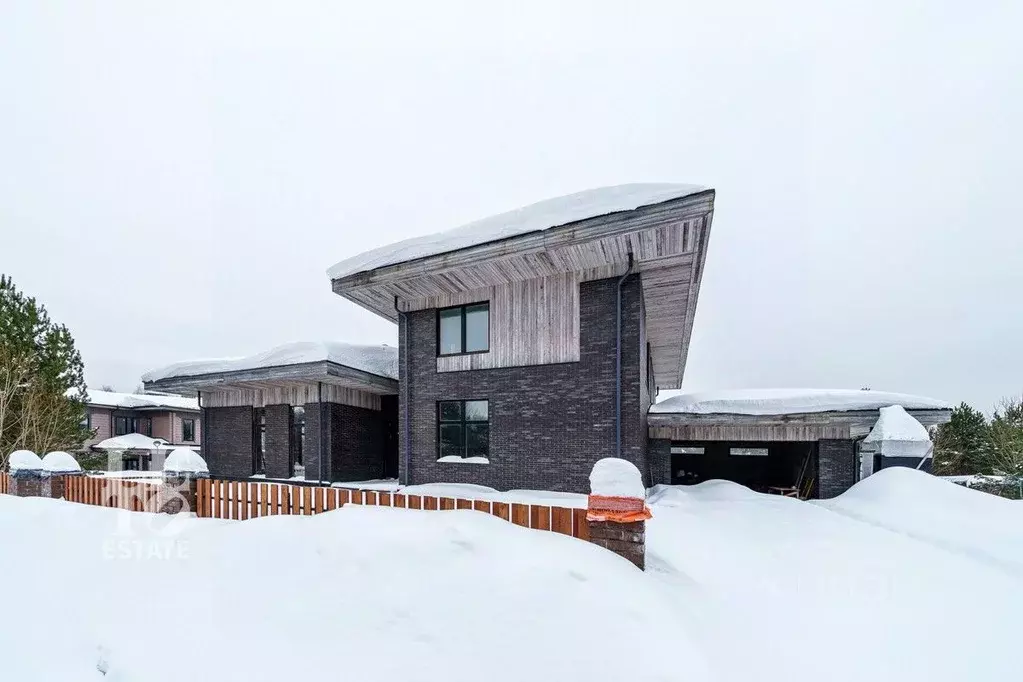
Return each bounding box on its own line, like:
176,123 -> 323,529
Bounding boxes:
730,448 -> 769,457
671,446 -> 705,455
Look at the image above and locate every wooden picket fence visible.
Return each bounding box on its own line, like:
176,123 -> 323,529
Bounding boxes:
63,475 -> 165,512
0,471 -> 8,495
196,478 -> 591,540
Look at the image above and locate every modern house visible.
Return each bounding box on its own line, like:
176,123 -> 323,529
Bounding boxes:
142,342 -> 399,482
144,183 -> 951,497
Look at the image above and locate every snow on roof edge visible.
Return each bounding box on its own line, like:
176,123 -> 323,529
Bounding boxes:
863,405 -> 932,443
327,183 -> 711,281
142,340 -> 399,384
650,389 -> 952,416
76,389 -> 199,412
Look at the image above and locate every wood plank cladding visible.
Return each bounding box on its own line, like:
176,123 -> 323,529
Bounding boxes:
430,274 -> 580,372
204,382 -> 381,410
650,424 -> 851,442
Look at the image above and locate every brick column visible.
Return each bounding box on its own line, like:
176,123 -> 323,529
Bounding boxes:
586,458 -> 651,570
264,404 -> 291,480
8,450 -> 45,497
41,451 -> 83,499
161,448 -> 210,514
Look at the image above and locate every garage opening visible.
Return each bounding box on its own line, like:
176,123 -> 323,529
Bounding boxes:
670,441 -> 818,498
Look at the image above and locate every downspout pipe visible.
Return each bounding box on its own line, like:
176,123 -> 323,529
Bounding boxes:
197,390 -> 205,461
395,296 -> 410,486
616,253 -> 634,460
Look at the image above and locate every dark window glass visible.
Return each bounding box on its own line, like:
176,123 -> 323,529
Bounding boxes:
439,401 -> 462,422
114,416 -> 129,436
438,308 -> 463,355
141,418 -> 152,437
437,302 -> 490,355
253,408 -> 266,475
183,419 -> 195,442
464,304 -> 489,352
290,406 -> 305,469
436,400 -> 489,460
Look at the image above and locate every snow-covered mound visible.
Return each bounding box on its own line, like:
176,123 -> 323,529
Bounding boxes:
7,449 -> 42,472
816,467 -> 1023,571
647,479 -> 763,506
163,447 -> 209,474
589,457 -> 644,497
651,388 -> 950,414
143,340 -> 399,382
327,183 -> 708,280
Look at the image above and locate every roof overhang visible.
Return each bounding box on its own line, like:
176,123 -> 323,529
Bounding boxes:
331,189 -> 715,389
143,360 -> 399,396
648,409 -> 952,442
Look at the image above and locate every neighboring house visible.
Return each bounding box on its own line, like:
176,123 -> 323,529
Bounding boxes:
142,342 -> 398,482
80,389 -> 202,454
142,183 -> 952,497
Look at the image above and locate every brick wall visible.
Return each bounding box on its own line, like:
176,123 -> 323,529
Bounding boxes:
399,276 -> 648,493
648,438 -> 672,486
818,439 -> 857,498
203,406 -> 253,478
304,401 -> 394,482
264,404 -> 291,479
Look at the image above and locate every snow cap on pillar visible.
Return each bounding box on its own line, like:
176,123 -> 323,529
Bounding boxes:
8,450 -> 43,473
163,448 -> 209,476
42,451 -> 82,474
587,458 -> 651,523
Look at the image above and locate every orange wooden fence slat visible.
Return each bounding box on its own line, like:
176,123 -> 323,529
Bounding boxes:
291,486 -> 302,515
365,490 -> 379,507
492,502 -> 510,521
377,492 -> 392,507
438,497 -> 454,511
250,482 -> 259,519
234,481 -> 243,520
349,489 -> 363,505
510,503 -> 529,528
423,495 -> 437,511
267,484 -> 278,516
326,488 -> 337,511
303,487 -> 312,515
239,481 -> 249,520
473,500 -> 490,514
530,505 -> 551,531
392,492 -> 405,508
314,487 -> 324,514
336,488 -> 350,506
259,483 -> 268,517
572,509 -> 589,540
456,498 -> 472,510
408,495 -> 422,510
551,507 -> 573,535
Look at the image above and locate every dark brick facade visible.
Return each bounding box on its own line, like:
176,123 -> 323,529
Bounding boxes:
647,438 -> 672,486
203,406 -> 253,478
398,276 -> 648,493
818,439 -> 857,498
264,404 -> 291,479
304,401 -> 397,482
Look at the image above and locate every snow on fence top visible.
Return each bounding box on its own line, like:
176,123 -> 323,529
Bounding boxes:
650,388 -> 951,416
69,388 -> 199,411
326,183 -> 709,280
164,447 -> 209,474
41,451 -> 82,473
142,341 -> 399,383
589,458 -> 645,498
8,450 -> 43,472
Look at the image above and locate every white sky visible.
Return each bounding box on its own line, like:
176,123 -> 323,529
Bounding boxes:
1,1 -> 1020,412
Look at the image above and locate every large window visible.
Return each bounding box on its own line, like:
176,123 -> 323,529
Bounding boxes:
114,416 -> 129,436
437,302 -> 489,356
182,419 -> 195,442
252,408 -> 266,475
290,406 -> 305,470
437,400 -> 489,460
115,416 -> 151,436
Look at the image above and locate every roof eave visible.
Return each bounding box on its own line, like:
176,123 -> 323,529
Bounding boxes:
143,360 -> 399,396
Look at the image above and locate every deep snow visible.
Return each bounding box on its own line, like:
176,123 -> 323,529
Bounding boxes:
1,468 -> 1020,682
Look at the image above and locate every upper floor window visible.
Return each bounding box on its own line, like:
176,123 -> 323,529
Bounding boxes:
114,416 -> 130,436
182,418 -> 196,442
437,302 -> 489,356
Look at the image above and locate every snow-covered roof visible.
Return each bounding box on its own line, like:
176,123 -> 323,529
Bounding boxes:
142,341 -> 398,383
327,183 -> 709,280
650,389 -> 952,416
78,389 -> 199,412
93,434 -> 168,451
41,451 -> 82,473
863,405 -> 932,444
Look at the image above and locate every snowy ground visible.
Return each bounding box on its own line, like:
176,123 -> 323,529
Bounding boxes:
2,468 -> 1020,682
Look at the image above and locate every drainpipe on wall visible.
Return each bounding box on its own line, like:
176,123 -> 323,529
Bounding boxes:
318,381 -> 324,484
395,296 -> 410,486
197,390 -> 205,459
616,253 -> 635,460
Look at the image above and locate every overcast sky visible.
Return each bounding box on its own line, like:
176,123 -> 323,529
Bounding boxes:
2,1 -> 1020,412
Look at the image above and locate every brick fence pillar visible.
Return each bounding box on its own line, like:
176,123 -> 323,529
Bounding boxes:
586,458 -> 652,570
7,450 -> 45,497
161,447 -> 210,514
41,451 -> 83,499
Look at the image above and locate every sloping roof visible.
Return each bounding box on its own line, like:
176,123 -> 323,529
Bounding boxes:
327,183 -> 708,280
650,389 -> 952,415
142,341 -> 399,383
93,433 -> 168,450
80,389 -> 199,412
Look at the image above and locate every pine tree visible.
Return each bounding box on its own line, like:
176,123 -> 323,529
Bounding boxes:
933,402 -> 990,475
0,275 -> 90,465
987,396 -> 1023,483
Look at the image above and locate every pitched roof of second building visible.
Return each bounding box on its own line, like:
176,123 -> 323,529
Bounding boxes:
80,389 -> 199,412
326,183 -> 709,280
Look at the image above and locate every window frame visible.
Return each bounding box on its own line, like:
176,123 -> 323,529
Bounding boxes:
436,399 -> 490,460
182,418 -> 196,443
436,302 -> 490,357
114,416 -> 130,436
252,407 -> 266,475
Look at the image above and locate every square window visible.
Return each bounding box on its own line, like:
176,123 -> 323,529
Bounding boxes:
437,399 -> 489,460
437,302 -> 489,356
